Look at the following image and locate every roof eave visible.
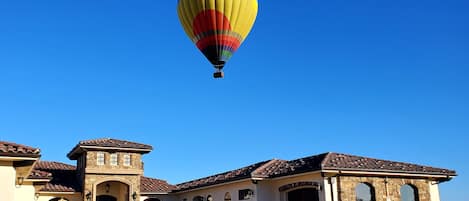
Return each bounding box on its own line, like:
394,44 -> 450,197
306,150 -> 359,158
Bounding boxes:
322,168 -> 457,178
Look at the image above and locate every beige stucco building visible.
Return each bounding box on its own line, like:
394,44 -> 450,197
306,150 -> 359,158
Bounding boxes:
0,139 -> 456,201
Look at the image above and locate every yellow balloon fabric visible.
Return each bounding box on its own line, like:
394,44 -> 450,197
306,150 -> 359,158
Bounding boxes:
177,0 -> 258,69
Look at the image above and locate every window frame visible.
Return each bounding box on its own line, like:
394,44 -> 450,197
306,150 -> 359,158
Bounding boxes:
124,154 -> 131,166
110,153 -> 118,166
97,152 -> 105,166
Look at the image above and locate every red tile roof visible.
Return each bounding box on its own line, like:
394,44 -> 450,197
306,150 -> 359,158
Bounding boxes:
321,152 -> 457,176
141,177 -> 177,193
175,160 -> 272,192
0,141 -> 40,158
78,138 -> 152,150
67,138 -> 152,159
34,161 -> 76,171
28,169 -> 52,180
174,152 -> 456,192
33,161 -> 80,192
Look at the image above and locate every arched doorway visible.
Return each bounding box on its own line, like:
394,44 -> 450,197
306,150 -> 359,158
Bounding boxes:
287,188 -> 319,201
96,181 -> 130,201
96,195 -> 117,201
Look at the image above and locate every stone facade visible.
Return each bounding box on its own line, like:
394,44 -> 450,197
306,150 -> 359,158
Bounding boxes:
79,151 -> 145,201
338,176 -> 431,201
83,174 -> 141,201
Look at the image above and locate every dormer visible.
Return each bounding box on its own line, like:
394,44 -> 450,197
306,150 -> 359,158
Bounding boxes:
67,138 -> 152,175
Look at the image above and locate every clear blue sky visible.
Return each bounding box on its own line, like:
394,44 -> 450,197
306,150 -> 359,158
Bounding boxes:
1,0 -> 468,200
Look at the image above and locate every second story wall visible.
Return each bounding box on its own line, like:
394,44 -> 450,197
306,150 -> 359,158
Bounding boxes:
85,151 -> 144,175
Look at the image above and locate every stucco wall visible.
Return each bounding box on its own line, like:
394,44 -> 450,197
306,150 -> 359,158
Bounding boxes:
175,180 -> 257,201
259,172 -> 324,201
429,182 -> 440,201
14,182 -> 36,201
0,161 -> 15,201
141,194 -> 178,201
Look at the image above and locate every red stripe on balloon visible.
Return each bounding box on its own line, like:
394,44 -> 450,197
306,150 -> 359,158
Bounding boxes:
193,10 -> 232,36
196,35 -> 241,51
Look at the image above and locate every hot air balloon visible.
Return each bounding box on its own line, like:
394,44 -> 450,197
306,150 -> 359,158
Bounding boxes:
177,0 -> 259,78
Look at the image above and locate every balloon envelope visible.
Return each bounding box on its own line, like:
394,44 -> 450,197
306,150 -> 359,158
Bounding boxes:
177,0 -> 258,75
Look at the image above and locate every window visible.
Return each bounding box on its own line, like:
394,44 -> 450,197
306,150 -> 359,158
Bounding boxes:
224,193 -> 231,201
144,199 -> 161,201
239,189 -> 255,200
287,188 -> 319,201
97,152 -> 105,165
400,184 -> 419,201
355,183 -> 375,201
124,154 -> 131,166
193,196 -> 204,201
49,198 -> 69,201
110,153 -> 118,166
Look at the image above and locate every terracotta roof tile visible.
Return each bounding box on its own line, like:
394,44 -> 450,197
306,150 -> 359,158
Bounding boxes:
78,138 -> 152,150
34,161 -> 80,192
41,183 -> 77,192
67,138 -> 153,159
173,152 -> 456,192
34,161 -> 76,171
175,160 -> 272,192
0,141 -> 40,157
28,169 -> 52,180
141,177 -> 177,193
321,152 -> 457,176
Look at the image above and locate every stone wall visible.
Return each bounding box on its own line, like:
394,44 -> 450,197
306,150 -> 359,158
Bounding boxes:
338,176 -> 430,201
86,151 -> 143,170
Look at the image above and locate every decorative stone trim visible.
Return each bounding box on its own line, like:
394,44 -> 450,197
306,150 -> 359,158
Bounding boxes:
278,181 -> 321,192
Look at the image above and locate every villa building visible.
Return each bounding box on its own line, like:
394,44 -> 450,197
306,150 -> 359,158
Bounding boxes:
0,138 -> 456,201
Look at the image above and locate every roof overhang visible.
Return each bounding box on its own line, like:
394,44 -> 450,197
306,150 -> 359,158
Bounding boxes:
321,169 -> 456,181
67,145 -> 152,159
0,155 -> 40,161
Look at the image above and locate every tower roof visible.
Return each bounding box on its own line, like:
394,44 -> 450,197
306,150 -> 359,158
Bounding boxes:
67,138 -> 152,160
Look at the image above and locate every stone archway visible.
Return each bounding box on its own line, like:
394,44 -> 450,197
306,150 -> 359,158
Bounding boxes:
96,181 -> 130,201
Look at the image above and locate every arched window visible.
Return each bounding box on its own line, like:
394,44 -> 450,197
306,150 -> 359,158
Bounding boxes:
224,192 -> 232,201
400,184 -> 419,201
49,198 -> 69,201
144,199 -> 161,201
355,183 -> 376,201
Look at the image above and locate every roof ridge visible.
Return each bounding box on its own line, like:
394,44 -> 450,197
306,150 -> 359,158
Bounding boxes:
320,152 -> 334,169
251,159 -> 285,178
